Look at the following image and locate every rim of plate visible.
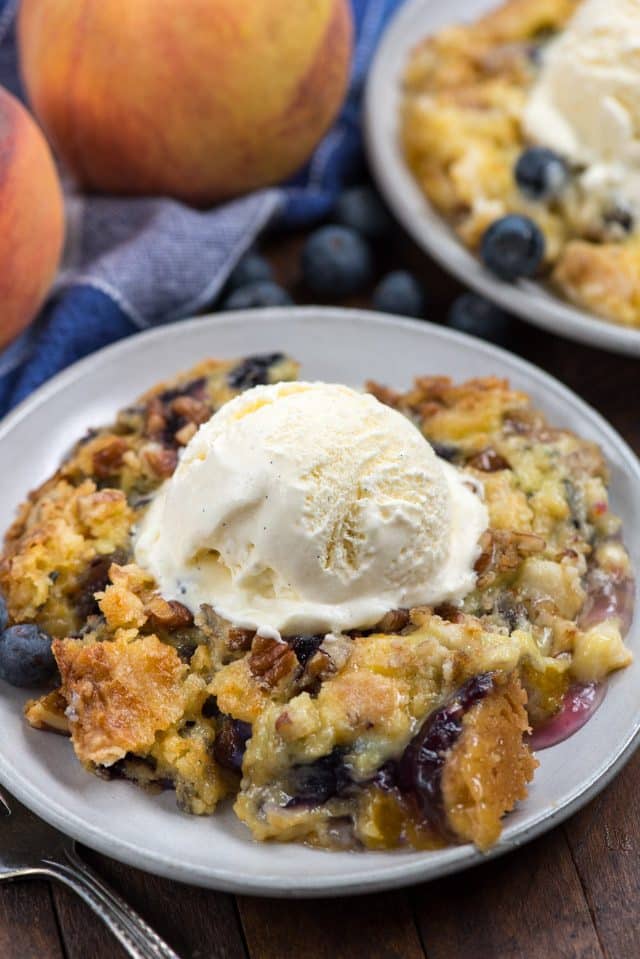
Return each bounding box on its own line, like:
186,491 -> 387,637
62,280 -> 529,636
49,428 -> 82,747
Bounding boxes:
0,307 -> 639,897
364,0 -> 640,357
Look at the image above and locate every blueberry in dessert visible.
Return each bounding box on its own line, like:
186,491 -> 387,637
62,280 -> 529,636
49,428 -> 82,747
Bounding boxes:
0,353 -> 633,851
401,0 -> 640,328
480,215 -> 545,281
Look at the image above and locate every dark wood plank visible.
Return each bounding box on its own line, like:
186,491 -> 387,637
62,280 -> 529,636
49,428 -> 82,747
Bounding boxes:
564,749 -> 640,959
53,848 -> 248,959
411,828 -> 604,959
0,880 -> 64,959
238,890 -> 425,959
52,880 -> 128,959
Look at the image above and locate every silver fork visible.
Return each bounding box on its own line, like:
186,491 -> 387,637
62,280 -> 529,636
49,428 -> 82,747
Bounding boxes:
0,787 -> 181,959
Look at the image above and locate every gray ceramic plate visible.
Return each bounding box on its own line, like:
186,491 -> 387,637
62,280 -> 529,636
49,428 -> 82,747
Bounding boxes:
364,0 -> 640,357
0,308 -> 638,896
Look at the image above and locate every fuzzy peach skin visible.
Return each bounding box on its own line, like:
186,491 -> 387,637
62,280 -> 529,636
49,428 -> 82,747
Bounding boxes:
18,0 -> 353,206
0,86 -> 64,350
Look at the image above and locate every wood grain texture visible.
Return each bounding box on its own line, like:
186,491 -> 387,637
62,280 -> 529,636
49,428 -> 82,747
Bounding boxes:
238,890 -> 425,959
51,879 -> 129,959
564,751 -> 640,959
411,828 -> 605,959
0,880 -> 64,959
55,847 -> 249,959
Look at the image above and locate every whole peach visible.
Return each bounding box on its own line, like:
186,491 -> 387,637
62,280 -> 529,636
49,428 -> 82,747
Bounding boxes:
18,0 -> 353,206
0,86 -> 64,350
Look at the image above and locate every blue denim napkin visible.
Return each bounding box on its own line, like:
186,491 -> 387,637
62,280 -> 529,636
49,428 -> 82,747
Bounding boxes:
0,0 -> 403,416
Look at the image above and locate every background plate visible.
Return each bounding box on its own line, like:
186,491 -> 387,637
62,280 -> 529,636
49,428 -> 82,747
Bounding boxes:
0,308 -> 638,896
364,0 -> 640,357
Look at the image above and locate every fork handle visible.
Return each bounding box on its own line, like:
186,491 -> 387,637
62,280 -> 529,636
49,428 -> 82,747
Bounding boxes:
65,845 -> 181,959
38,862 -> 179,959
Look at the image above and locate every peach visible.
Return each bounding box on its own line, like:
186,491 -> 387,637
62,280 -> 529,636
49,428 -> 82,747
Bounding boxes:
0,86 -> 64,350
18,0 -> 353,206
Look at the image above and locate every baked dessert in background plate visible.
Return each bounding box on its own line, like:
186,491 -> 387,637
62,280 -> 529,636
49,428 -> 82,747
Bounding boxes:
364,0 -> 640,356
0,308 -> 638,895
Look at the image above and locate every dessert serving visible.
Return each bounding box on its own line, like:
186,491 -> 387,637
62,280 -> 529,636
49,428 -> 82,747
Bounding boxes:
401,0 -> 640,329
0,352 -> 633,852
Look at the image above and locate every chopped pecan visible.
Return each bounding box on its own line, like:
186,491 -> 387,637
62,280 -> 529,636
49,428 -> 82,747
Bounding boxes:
249,634 -> 299,690
145,398 -> 166,439
143,445 -> 178,478
92,437 -> 129,478
228,627 -> 255,652
468,447 -> 510,472
146,596 -> 194,630
475,529 -> 545,586
299,649 -> 333,688
376,609 -> 410,633
364,381 -> 401,408
434,603 -> 465,623
170,395 -> 210,425
175,423 -> 198,446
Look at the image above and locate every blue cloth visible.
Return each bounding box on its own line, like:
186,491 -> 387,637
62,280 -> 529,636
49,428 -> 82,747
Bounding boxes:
0,0 -> 403,417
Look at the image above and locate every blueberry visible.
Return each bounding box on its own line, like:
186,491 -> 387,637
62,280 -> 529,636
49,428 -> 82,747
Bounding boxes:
372,270 -> 426,318
447,292 -> 513,345
221,281 -> 293,311
397,673 -> 495,835
0,624 -> 56,688
213,716 -> 252,773
201,695 -> 220,719
227,352 -> 285,390
480,214 -> 545,281
226,253 -> 274,291
302,226 -> 373,298
286,749 -> 352,808
0,594 -> 7,633
334,186 -> 393,240
514,147 -> 568,200
288,634 -> 324,667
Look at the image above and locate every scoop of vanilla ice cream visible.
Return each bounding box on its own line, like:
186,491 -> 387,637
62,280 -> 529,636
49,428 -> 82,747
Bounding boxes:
135,382 -> 488,635
524,0 -> 640,215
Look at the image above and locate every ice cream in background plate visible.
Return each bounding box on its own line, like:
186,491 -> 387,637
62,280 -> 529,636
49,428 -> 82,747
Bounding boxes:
135,381 -> 488,635
524,0 -> 640,220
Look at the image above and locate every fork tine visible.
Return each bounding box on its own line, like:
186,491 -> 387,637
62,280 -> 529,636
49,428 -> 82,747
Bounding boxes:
0,790 -> 11,816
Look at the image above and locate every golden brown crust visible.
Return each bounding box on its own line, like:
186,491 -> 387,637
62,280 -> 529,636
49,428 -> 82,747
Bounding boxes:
54,634 -> 187,767
442,673 -> 538,849
401,0 -> 640,328
1,359 -> 632,852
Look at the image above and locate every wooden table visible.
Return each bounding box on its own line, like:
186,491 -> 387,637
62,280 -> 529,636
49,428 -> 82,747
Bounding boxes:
2,229 -> 638,959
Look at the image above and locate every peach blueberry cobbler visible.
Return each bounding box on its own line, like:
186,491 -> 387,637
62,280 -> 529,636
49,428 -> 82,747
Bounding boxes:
401,0 -> 640,328
0,352 -> 633,852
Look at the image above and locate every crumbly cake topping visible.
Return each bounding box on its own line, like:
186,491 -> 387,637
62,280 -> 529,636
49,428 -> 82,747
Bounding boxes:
3,352 -> 633,851
401,0 -> 640,328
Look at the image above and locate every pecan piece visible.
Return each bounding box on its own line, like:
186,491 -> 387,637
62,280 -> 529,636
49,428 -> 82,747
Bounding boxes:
175,423 -> 198,446
146,596 -> 194,630
92,437 -> 129,478
143,445 -> 178,478
228,627 -> 255,652
364,381 -> 401,408
249,634 -> 299,690
145,397 -> 166,439
475,529 -> 545,586
434,603 -> 465,624
171,395 -> 210,425
468,447 -> 510,472
376,609 -> 410,633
